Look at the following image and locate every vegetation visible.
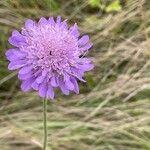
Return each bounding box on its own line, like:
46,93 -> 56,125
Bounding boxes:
0,0 -> 150,149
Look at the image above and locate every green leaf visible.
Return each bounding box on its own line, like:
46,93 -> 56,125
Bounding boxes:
106,0 -> 122,12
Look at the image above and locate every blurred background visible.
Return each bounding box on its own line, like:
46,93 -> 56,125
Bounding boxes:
0,0 -> 150,150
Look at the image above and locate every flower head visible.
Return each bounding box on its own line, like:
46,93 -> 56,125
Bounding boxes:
6,16 -> 94,99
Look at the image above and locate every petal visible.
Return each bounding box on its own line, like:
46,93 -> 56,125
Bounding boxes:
77,63 -> 94,72
58,78 -> 69,95
71,68 -> 86,82
47,85 -> 54,99
70,77 -> 79,94
38,17 -> 48,26
69,23 -> 80,37
39,82 -> 48,97
6,49 -> 27,61
36,70 -> 48,84
56,16 -> 61,26
79,43 -> 93,52
65,80 -> 74,91
25,19 -> 35,29
61,20 -> 68,30
64,74 -> 74,90
36,75 -> 45,84
48,17 -> 55,26
42,70 -> 48,76
21,78 -> 33,92
51,76 -> 58,87
79,58 -> 92,64
19,66 -> 32,74
78,35 -> 89,46
31,81 -> 39,90
33,69 -> 41,77
8,60 -> 26,70
18,72 -> 33,80
8,30 -> 27,47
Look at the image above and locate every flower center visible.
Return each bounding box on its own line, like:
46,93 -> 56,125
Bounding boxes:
25,25 -> 79,74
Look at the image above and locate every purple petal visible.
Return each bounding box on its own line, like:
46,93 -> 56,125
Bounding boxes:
33,69 -> 41,77
6,49 -> 27,61
71,67 -> 86,82
61,20 -> 68,30
38,17 -> 48,26
36,75 -> 45,84
69,23 -> 80,37
18,72 -> 33,80
70,77 -> 79,94
78,58 -> 92,64
39,82 -> 48,97
78,35 -> 89,46
48,17 -> 55,26
51,76 -> 58,87
47,85 -> 54,99
7,48 -> 26,57
77,63 -> 94,72
31,81 -> 39,90
79,43 -> 93,52
58,78 -> 69,95
8,60 -> 26,70
21,78 -> 34,92
42,70 -> 48,76
56,16 -> 61,26
25,19 -> 35,29
19,66 -> 32,74
64,74 -> 74,90
36,71 -> 47,84
8,30 -> 27,47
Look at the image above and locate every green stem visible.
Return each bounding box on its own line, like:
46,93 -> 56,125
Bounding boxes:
43,98 -> 48,150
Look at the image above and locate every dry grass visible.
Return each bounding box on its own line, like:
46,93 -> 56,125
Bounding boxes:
0,0 -> 150,150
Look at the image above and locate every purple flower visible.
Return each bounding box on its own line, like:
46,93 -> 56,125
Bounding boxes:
6,16 -> 94,99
